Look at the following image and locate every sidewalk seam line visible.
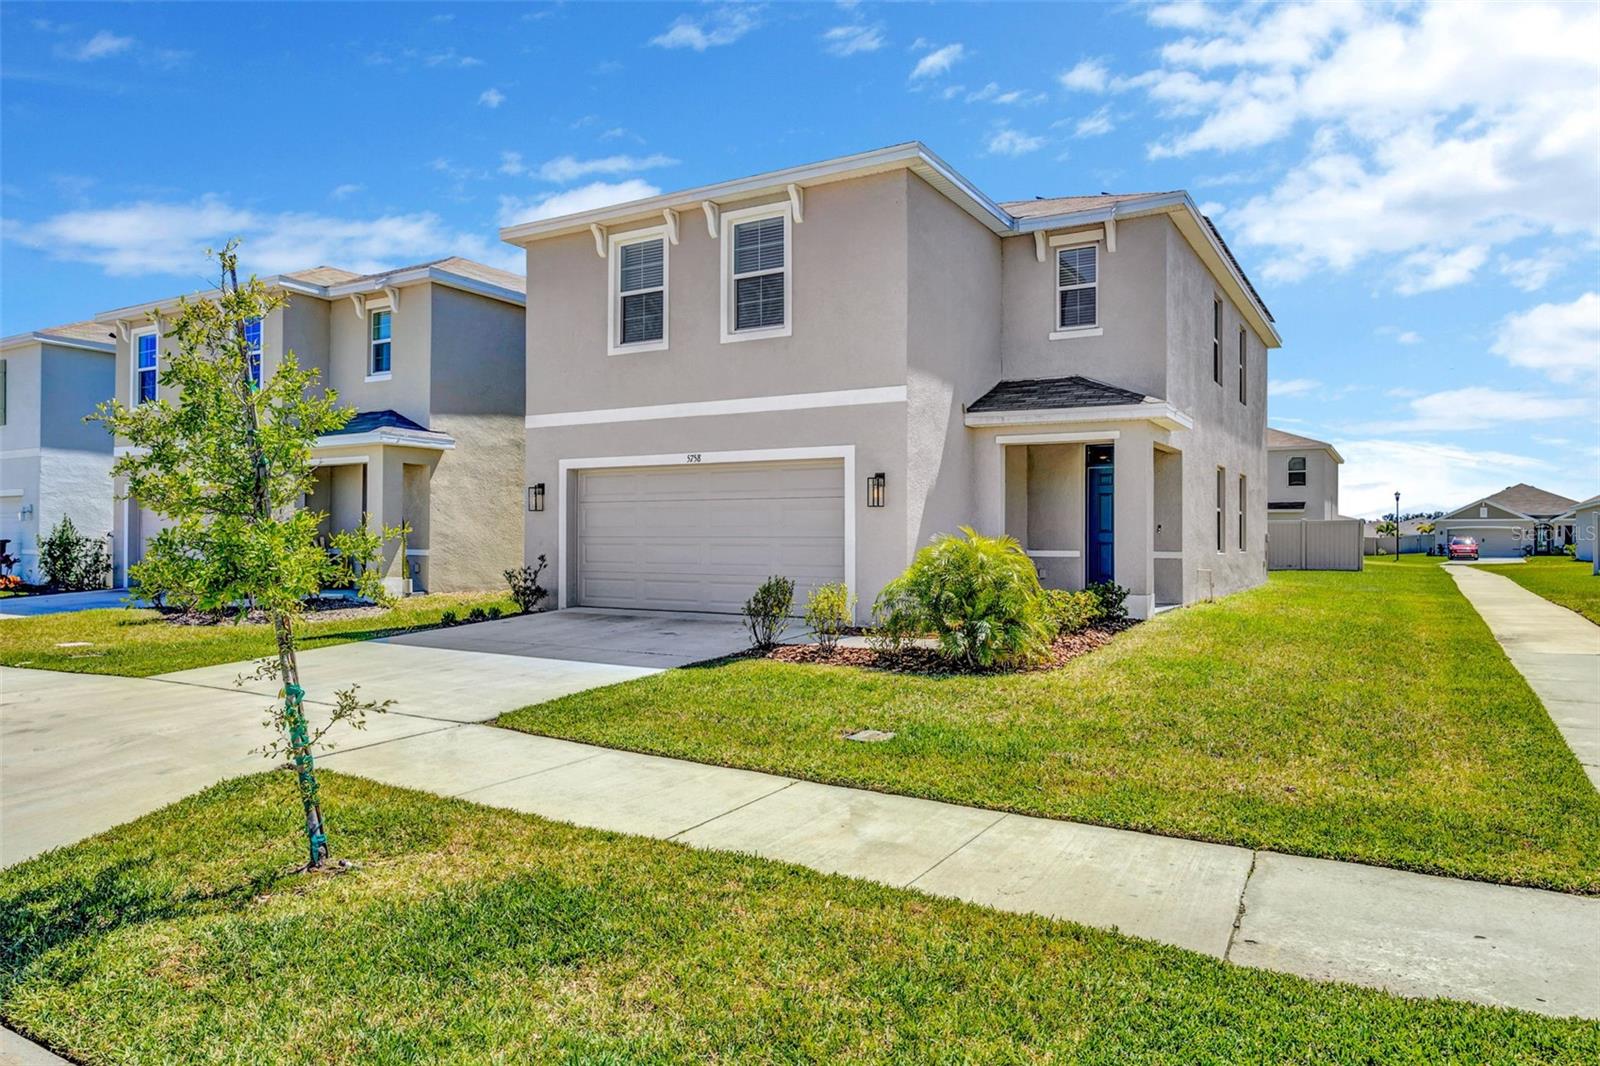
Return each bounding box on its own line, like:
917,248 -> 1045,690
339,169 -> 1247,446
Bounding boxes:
450,750 -> 608,798
666,779 -> 800,841
1224,850 -> 1259,962
905,812 -> 1011,889
318,723 -> 460,760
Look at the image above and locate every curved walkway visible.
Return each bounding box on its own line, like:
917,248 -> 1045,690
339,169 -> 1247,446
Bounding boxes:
1447,565 -> 1600,789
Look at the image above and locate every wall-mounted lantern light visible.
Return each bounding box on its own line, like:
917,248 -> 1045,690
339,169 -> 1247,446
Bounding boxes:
867,472 -> 886,509
528,483 -> 545,512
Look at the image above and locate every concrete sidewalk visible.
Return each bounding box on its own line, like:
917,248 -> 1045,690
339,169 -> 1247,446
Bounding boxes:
1447,565 -> 1600,789
5,662 -> 1597,1020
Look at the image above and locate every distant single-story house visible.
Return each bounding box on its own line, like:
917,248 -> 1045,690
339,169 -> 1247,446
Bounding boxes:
1363,518 -> 1435,556
1556,494 -> 1600,570
1435,484 -> 1579,558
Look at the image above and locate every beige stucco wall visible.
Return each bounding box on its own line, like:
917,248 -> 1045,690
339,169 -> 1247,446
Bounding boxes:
1267,446 -> 1339,520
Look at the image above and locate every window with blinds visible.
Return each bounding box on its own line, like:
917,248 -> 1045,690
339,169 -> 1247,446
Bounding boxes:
618,237 -> 665,345
732,216 -> 786,332
136,331 -> 158,405
1056,245 -> 1097,330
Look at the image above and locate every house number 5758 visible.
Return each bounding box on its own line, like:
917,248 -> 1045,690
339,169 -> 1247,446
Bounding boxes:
685,453 -> 702,463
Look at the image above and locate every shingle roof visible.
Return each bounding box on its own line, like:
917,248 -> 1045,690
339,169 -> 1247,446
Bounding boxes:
968,375 -> 1150,413
1266,427 -> 1334,449
37,320 -> 117,345
997,192 -> 1177,220
324,409 -> 429,436
1482,483 -> 1579,518
283,266 -> 363,286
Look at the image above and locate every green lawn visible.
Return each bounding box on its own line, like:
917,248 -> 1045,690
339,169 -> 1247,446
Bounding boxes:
3,774 -> 1594,1064
500,563 -> 1600,893
0,592 -> 514,677
1479,556 -> 1600,624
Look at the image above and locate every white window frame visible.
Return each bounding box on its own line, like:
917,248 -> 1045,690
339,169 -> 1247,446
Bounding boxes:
244,316 -> 264,388
133,328 -> 159,405
1048,236 -> 1102,340
1238,473 -> 1247,551
1216,466 -> 1227,553
720,201 -> 793,344
1287,455 -> 1307,487
608,224 -> 670,356
1212,296 -> 1223,386
366,304 -> 393,382
1237,326 -> 1247,404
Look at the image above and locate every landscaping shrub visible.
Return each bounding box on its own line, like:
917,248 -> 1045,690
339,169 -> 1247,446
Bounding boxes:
486,605 -> 503,620
1086,580 -> 1129,623
803,582 -> 854,652
1045,588 -> 1101,634
742,575 -> 795,649
440,610 -> 458,626
872,527 -> 1054,670
504,555 -> 549,614
38,516 -> 111,592
468,606 -> 487,623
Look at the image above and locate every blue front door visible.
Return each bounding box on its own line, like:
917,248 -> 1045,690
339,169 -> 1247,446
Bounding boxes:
1086,445 -> 1114,585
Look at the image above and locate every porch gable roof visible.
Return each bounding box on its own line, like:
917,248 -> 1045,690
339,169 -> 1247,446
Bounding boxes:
968,375 -> 1148,413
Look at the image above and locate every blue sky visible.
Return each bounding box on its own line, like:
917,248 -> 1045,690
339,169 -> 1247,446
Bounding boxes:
2,1 -> 1595,516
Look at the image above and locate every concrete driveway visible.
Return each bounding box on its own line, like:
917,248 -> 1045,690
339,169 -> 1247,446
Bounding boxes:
0,589 -> 140,618
385,607 -> 752,667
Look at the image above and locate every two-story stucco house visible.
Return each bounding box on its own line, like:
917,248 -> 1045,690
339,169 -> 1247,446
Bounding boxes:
96,257 -> 526,594
503,143 -> 1280,621
1265,427 -> 1343,521
0,321 -> 116,583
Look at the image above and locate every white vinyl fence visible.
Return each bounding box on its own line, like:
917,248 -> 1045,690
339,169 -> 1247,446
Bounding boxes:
1268,518 -> 1364,571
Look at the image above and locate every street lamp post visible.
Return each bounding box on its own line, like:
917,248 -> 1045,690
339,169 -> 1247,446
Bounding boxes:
1394,491 -> 1401,561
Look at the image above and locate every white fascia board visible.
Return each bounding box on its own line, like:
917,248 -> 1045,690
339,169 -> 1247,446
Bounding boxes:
324,268 -> 525,308
1,333 -> 114,354
313,429 -> 457,451
499,142 -> 1014,245
965,402 -> 1194,432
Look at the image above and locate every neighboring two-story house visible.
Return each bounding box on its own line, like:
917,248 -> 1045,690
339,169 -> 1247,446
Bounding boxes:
96,258 -> 526,593
0,321 -> 116,583
503,142 -> 1279,620
1266,427 -> 1343,521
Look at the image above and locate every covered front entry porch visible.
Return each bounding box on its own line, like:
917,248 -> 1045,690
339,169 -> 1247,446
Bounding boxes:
972,421 -> 1187,620
308,435 -> 451,595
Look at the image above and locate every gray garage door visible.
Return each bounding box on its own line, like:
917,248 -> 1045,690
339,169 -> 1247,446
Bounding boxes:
575,460 -> 845,613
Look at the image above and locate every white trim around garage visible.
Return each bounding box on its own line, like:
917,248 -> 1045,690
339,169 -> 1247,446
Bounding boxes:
526,385 -> 907,429
555,444 -> 856,613
966,402 -> 1193,432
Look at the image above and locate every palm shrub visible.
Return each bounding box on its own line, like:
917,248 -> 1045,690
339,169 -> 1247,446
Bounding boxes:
873,527 -> 1055,670
803,581 -> 854,652
742,575 -> 794,649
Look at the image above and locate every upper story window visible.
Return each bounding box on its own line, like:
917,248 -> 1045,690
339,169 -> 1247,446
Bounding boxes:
1238,474 -> 1247,550
721,203 -> 792,343
135,331 -> 158,405
1055,244 -> 1098,333
369,308 -> 392,379
1212,298 -> 1223,385
244,316 -> 263,388
1215,466 -> 1226,552
1287,456 -> 1307,486
1237,327 -> 1247,404
609,227 -> 668,355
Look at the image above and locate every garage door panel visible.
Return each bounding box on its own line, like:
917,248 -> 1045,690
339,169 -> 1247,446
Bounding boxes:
575,461 -> 846,614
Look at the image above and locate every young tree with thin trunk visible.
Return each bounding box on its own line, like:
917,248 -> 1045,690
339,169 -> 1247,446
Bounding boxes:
94,241 -> 396,868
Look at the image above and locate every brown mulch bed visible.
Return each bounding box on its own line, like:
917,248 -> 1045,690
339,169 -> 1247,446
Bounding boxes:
767,620 -> 1137,675
162,596 -> 386,627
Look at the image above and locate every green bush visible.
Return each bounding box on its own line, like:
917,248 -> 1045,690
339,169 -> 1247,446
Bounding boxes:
1086,580 -> 1129,623
1045,588 -> 1101,634
39,516 -> 111,592
486,605 -> 503,620
467,606 -> 487,623
872,527 -> 1055,670
439,610 -> 458,626
803,582 -> 854,652
504,555 -> 549,613
742,575 -> 795,649
1563,543 -> 1577,558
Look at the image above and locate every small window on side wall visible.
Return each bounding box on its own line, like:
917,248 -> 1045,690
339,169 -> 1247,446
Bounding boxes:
1055,244 -> 1098,334
1287,455 -> 1307,487
244,316 -> 263,387
1212,298 -> 1223,385
721,204 -> 791,343
369,308 -> 392,377
1238,327 -> 1247,404
135,331 -> 158,405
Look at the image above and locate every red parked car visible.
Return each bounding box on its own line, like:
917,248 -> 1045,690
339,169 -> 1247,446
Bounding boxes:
1448,536 -> 1479,561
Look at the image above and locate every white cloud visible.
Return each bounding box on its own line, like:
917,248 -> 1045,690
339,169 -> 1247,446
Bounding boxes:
985,128 -> 1045,157
1498,252 -> 1568,293
477,88 -> 505,109
64,30 -> 132,61
1491,292 -> 1600,384
651,7 -> 759,51
4,195 -> 522,277
535,153 -> 678,184
496,179 -> 662,227
910,43 -> 964,80
821,23 -> 884,56
965,82 -> 1045,106
423,48 -> 481,68
1353,385 -> 1594,433
1124,1 -> 1600,293
1338,438 -> 1552,517
1268,377 -> 1320,398
329,183 -> 363,201
1059,58 -> 1110,92
1074,106 -> 1115,137
1376,325 -> 1422,345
